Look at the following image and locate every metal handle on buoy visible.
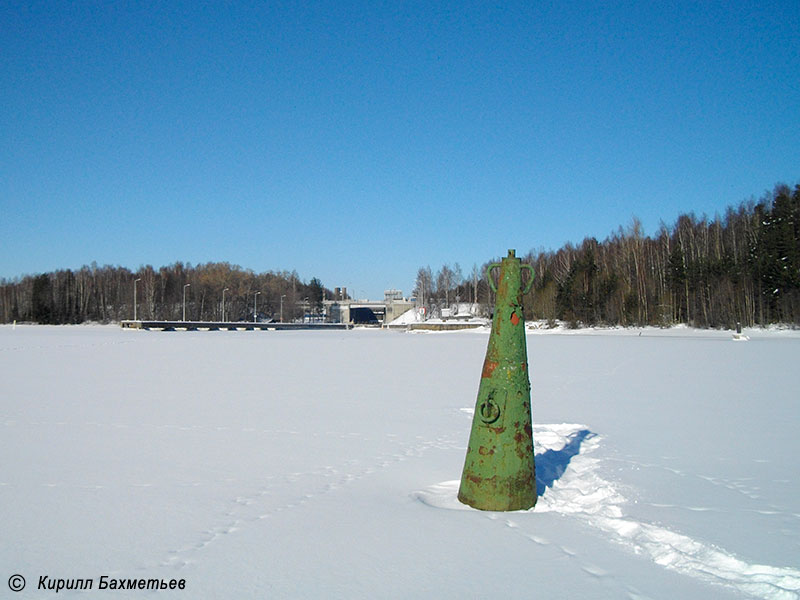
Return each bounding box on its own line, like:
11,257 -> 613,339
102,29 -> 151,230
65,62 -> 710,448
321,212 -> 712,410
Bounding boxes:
487,263 -> 535,294
521,264 -> 535,294
486,263 -> 502,292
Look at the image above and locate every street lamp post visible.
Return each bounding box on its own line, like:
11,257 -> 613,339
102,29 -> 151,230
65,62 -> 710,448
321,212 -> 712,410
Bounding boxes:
183,284 -> 190,322
222,288 -> 229,322
133,278 -> 142,321
253,291 -> 261,323
280,295 -> 286,323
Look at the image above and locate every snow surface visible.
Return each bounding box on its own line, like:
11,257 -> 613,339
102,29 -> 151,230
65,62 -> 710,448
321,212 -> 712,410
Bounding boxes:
2,324 -> 799,599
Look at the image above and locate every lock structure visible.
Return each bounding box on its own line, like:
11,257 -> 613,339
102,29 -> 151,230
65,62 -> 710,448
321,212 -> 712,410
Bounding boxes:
458,249 -> 537,511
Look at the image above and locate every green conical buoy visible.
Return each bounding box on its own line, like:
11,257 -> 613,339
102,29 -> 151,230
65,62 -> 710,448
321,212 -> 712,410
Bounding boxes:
458,249 -> 536,511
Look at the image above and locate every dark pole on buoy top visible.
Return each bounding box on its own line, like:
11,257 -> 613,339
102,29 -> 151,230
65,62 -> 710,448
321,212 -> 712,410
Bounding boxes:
458,249 -> 537,511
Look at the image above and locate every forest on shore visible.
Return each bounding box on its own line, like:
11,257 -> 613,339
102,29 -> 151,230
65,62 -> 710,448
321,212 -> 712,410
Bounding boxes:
0,263 -> 330,325
2,182 -> 799,327
420,182 -> 800,328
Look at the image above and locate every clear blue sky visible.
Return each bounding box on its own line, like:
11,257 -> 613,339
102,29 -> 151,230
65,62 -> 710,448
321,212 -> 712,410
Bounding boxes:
2,1 -> 798,299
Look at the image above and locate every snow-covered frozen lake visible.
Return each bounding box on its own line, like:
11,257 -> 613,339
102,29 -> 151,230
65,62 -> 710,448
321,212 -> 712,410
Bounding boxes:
2,324 -> 799,599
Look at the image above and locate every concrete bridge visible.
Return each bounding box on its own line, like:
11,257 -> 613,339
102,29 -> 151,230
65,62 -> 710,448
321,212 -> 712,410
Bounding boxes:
120,320 -> 351,331
326,299 -> 414,324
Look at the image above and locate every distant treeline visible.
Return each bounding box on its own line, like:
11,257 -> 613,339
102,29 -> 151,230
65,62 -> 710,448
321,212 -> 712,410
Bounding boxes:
417,183 -> 800,328
3,183 -> 799,327
0,262 -> 331,324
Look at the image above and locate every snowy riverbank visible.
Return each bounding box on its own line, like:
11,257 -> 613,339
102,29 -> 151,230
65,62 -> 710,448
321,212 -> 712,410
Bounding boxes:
2,324 -> 798,598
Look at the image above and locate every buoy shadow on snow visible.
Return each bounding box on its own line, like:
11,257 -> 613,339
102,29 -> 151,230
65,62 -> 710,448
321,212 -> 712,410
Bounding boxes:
413,424 -> 595,511
535,428 -> 594,497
